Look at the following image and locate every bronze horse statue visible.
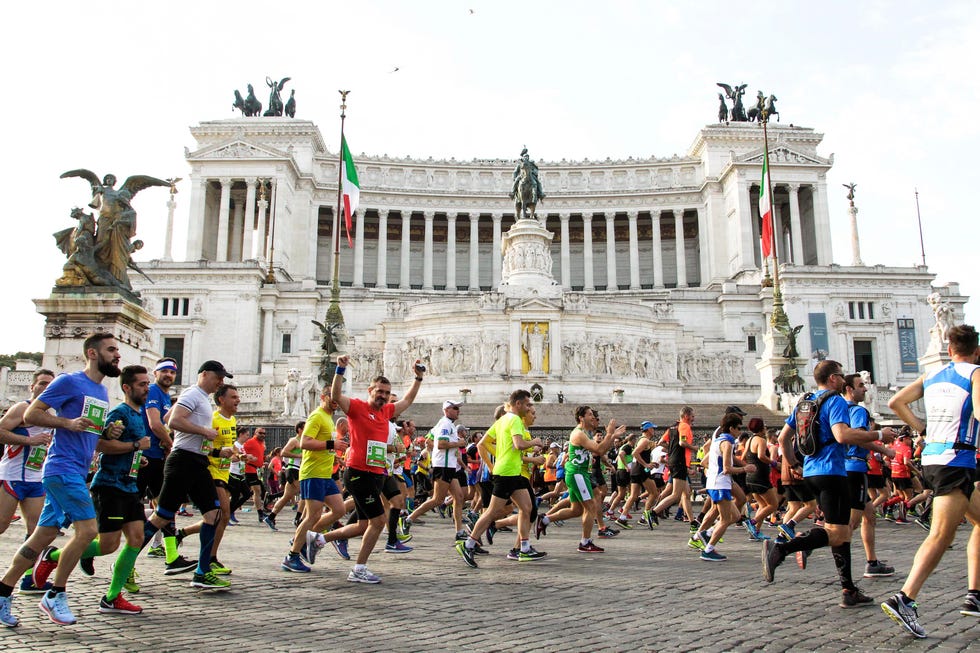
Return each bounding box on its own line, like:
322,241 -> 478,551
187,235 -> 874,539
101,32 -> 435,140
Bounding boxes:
511,159 -> 539,220
233,84 -> 262,117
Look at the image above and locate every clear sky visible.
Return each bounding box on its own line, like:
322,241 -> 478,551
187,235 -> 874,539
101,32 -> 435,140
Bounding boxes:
2,0 -> 976,353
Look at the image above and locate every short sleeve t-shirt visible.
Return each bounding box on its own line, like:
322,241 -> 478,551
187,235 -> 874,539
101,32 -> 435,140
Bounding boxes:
430,416 -> 459,469
493,413 -> 528,477
785,390 -> 850,477
890,442 -> 913,478
141,383 -> 173,460
209,411 -> 237,482
37,371 -> 110,478
243,437 -> 266,474
300,407 -> 335,480
845,403 -> 871,473
91,403 -> 146,494
345,398 -> 396,474
171,385 -> 215,457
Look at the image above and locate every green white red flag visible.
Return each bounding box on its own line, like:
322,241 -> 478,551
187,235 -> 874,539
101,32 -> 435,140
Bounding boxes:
759,151 -> 774,258
341,135 -> 359,248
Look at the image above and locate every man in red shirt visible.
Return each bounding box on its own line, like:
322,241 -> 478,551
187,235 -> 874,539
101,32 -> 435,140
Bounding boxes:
243,428 -> 268,521
317,354 -> 423,583
884,432 -> 916,523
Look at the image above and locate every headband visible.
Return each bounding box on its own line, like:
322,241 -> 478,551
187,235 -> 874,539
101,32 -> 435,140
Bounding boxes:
154,361 -> 178,372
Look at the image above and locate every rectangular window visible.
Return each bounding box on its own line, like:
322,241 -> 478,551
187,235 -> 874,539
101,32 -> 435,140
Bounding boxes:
747,335 -> 757,352
282,333 -> 292,354
161,298 -> 169,316
853,339 -> 875,383
182,298 -> 190,316
868,302 -> 875,320
858,303 -> 865,319
848,302 -> 855,319
162,337 -> 185,384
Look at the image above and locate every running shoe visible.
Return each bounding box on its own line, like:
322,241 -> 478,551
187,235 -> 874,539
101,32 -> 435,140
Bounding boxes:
347,567 -> 381,583
229,513 -> 239,524
263,513 -> 278,532
397,533 -> 413,544
778,523 -> 796,539
38,591 -> 76,625
497,525 -> 513,532
384,541 -> 413,554
454,541 -> 478,568
486,524 -> 497,545
177,508 -> 193,517
518,548 -> 547,562
597,527 -> 617,538
146,546 -> 166,558
881,593 -> 926,638
894,517 -> 910,525
614,518 -> 633,530
506,549 -> 520,560
399,518 -> 412,536
762,539 -> 785,583
298,542 -> 311,565
98,594 -> 143,615
190,570 -> 231,589
292,513 -> 301,527
687,535 -> 706,551
164,555 -> 198,575
305,531 -> 323,565
0,595 -> 18,628
700,550 -> 727,562
18,577 -> 51,595
332,539 -> 351,561
32,546 -> 59,588
281,554 -> 311,573
210,560 -> 232,575
80,557 -> 95,576
744,520 -> 761,539
748,530 -> 771,542
472,543 -> 490,556
959,593 -> 980,617
914,518 -> 931,532
796,549 -> 811,570
535,515 -> 548,540
577,541 -> 605,553
454,532 -> 469,542
864,561 -> 895,578
840,588 -> 874,608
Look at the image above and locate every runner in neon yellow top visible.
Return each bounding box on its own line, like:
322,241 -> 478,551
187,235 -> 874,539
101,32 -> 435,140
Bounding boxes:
536,406 -> 625,553
299,407 -> 335,481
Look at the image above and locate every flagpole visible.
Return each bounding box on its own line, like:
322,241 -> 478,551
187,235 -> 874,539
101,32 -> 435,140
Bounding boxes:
914,188 -> 926,267
325,90 -> 350,331
760,99 -> 789,330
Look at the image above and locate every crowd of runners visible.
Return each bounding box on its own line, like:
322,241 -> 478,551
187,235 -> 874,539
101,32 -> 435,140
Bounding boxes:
0,329 -> 977,640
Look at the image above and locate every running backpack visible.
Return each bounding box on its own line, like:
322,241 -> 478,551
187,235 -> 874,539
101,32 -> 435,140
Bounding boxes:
792,391 -> 838,457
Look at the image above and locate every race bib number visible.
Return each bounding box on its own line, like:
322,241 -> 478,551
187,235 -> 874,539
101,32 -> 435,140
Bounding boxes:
81,395 -> 109,435
25,445 -> 48,472
219,457 -> 231,471
128,451 -> 142,478
201,438 -> 213,454
366,440 -> 387,468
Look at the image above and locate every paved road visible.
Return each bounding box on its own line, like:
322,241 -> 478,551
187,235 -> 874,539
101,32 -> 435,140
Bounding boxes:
0,507 -> 977,652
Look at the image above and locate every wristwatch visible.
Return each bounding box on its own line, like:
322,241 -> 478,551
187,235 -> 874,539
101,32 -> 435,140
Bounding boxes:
132,441 -> 140,451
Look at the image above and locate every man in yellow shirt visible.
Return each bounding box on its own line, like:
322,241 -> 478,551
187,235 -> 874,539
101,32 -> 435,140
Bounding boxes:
282,389 -> 345,573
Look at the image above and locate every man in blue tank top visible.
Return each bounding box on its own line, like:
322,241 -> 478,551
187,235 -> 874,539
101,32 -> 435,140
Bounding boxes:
882,324 -> 980,638
763,359 -> 897,609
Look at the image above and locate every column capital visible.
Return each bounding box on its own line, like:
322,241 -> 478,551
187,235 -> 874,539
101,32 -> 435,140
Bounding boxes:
401,209 -> 413,219
244,176 -> 258,185
582,213 -> 593,224
788,183 -> 801,193
257,198 -> 268,209
446,212 -> 457,223
672,208 -> 684,219
559,212 -> 571,222
605,213 -> 616,225
377,208 -> 390,218
491,212 -> 503,223
423,210 -> 435,221
626,210 -> 639,221
219,177 -> 233,188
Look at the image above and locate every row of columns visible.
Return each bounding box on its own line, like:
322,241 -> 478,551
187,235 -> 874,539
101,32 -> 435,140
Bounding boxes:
347,209 -> 698,291
188,177 -> 273,263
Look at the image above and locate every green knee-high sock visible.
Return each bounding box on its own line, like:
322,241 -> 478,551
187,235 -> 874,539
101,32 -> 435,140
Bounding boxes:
50,538 -> 101,562
106,545 -> 140,601
163,535 -> 178,564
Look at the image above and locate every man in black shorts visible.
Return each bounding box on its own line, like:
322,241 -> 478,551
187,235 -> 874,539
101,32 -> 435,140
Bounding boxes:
139,358 -> 176,558
652,407 -> 698,530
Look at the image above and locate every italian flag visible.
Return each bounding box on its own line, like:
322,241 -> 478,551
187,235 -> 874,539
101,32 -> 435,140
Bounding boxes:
759,151 -> 774,258
341,135 -> 359,248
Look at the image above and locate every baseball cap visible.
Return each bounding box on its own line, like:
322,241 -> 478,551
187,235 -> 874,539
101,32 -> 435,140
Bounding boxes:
640,421 -> 656,431
725,405 -> 747,416
198,360 -> 233,378
443,400 -> 463,410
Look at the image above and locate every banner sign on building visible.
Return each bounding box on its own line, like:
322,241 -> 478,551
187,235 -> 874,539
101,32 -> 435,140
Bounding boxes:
897,318 -> 919,373
808,313 -> 829,359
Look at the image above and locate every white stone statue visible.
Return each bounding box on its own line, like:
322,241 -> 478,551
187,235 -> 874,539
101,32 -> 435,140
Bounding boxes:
859,370 -> 879,418
301,375 -> 318,416
522,323 -> 549,373
927,292 -> 954,344
282,368 -> 305,417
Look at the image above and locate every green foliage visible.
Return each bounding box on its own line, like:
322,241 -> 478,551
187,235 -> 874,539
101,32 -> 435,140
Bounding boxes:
0,352 -> 43,370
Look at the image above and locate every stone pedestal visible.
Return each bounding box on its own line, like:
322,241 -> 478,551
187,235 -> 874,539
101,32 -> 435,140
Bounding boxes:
755,329 -> 789,411
499,218 -> 560,298
918,348 -> 950,376
34,290 -> 159,404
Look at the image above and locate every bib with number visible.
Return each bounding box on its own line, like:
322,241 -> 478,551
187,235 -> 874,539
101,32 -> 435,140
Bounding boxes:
81,395 -> 109,435
25,445 -> 48,472
128,451 -> 143,478
366,440 -> 387,468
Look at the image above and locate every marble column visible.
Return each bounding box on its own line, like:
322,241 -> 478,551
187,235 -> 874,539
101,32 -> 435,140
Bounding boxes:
422,211 -> 434,291
216,178 -> 232,262
261,307 -> 274,362
813,180 -> 832,265
164,196 -> 176,261
788,184 -> 804,265
256,195 -> 269,263
737,178 -> 756,270
242,177 -> 257,260
400,210 -> 412,289
353,209 -> 366,288
491,212 -> 503,288
605,213 -> 618,290
695,207 -> 709,285
230,195 -> 244,262
376,209 -> 388,288
468,213 -> 480,290
186,178 -> 208,260
627,211 -> 640,290
674,209 -> 687,288
774,202 -> 784,263
559,212 -> 571,290
583,214 -> 594,291
446,212 -> 457,290
651,212 -> 664,288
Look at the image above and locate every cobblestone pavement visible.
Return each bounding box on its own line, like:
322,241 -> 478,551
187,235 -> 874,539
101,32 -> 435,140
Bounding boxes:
0,506 -> 977,652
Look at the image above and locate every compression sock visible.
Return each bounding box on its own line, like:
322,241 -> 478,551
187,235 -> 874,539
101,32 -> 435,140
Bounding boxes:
779,527 -> 829,554
106,545 -> 140,601
387,508 -> 400,546
196,521 -> 217,575
831,542 -> 856,590
163,535 -> 179,563
50,539 -> 100,562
